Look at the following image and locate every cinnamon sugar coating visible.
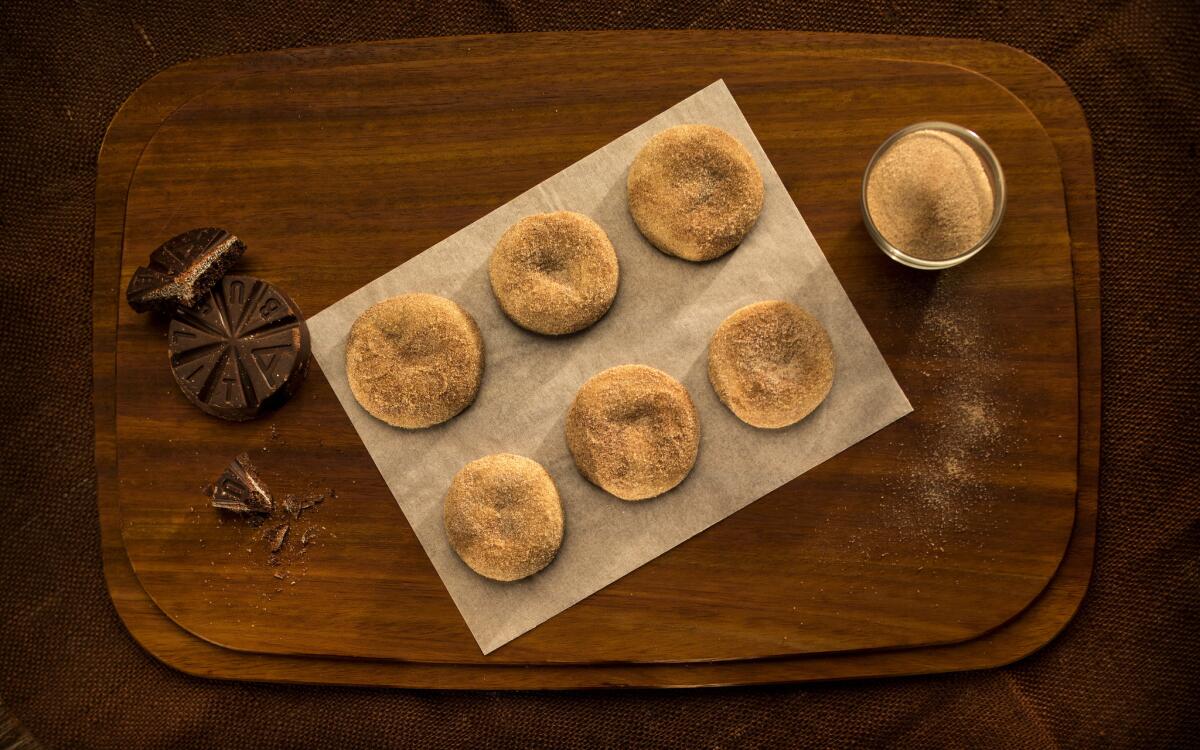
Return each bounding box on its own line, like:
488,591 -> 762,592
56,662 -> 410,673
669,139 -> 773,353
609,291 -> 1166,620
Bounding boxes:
627,124 -> 764,262
346,293 -> 483,428
565,365 -> 700,501
443,453 -> 564,581
708,300 -> 834,429
489,211 -> 619,335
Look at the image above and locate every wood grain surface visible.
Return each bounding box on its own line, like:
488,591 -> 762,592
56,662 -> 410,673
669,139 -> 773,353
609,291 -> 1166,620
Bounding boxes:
94,31 -> 1099,688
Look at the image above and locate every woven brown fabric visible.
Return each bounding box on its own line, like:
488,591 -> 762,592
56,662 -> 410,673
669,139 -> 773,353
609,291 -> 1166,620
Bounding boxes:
1,1 -> 1197,747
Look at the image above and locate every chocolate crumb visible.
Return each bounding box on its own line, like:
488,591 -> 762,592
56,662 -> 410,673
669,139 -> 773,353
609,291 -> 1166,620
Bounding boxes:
263,523 -> 289,553
283,491 -> 324,518
301,528 -> 317,546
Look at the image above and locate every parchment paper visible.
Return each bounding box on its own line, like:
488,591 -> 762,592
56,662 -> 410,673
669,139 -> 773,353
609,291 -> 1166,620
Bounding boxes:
307,81 -> 912,654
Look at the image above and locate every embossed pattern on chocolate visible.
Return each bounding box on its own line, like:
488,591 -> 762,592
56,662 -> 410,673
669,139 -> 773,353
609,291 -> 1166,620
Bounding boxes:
168,275 -> 310,421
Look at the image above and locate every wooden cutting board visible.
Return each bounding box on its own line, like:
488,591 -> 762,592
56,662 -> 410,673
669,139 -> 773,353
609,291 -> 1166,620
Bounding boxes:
94,31 -> 1099,687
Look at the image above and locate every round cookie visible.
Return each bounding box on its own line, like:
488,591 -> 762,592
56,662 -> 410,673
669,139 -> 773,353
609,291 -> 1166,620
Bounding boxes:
489,211 -> 620,335
346,293 -> 483,428
708,300 -> 835,429
627,124 -> 765,262
565,365 -> 700,501
443,453 -> 564,582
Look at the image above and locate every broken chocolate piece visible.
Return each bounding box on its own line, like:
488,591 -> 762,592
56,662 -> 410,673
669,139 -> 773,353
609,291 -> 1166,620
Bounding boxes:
263,523 -> 289,553
208,452 -> 274,513
126,228 -> 245,313
168,275 -> 311,421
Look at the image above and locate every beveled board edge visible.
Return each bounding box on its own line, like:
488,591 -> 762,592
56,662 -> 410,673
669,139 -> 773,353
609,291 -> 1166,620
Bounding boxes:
94,30 -> 1098,688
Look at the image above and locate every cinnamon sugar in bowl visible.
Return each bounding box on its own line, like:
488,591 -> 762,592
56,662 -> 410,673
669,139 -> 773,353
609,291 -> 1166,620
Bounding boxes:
862,122 -> 1006,270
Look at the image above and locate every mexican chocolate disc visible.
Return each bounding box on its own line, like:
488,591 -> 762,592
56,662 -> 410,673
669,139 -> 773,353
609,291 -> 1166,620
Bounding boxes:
168,275 -> 310,421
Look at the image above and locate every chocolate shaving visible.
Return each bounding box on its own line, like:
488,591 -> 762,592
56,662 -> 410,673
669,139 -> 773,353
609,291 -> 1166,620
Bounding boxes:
208,452 -> 274,513
301,528 -> 317,546
263,523 -> 289,553
283,491 -> 324,518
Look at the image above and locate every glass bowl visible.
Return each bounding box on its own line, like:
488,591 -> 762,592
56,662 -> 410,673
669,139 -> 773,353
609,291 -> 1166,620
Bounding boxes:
861,121 -> 1006,270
